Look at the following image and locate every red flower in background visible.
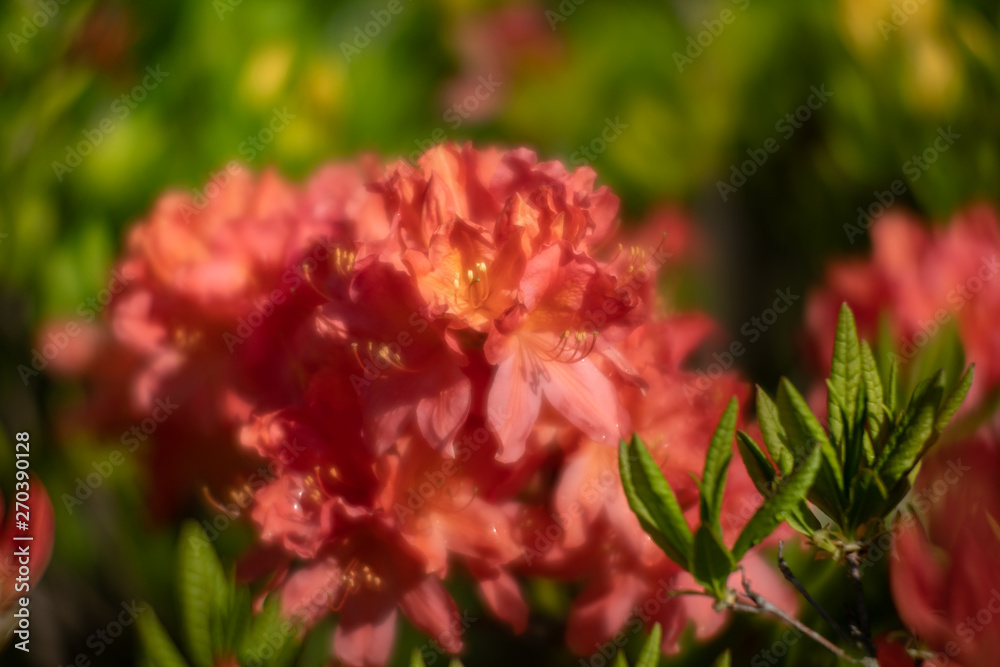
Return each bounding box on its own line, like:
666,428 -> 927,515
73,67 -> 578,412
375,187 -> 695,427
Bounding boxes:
890,433 -> 1000,667
1,474 -> 55,649
807,204 -> 1000,406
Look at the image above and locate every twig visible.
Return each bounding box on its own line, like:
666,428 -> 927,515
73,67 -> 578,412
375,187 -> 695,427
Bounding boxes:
845,550 -> 877,658
777,541 -> 853,646
735,567 -> 861,664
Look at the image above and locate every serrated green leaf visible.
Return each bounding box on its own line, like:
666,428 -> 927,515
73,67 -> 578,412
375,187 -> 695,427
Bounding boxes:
692,524 -> 734,598
825,379 -> 847,456
700,398 -> 739,528
784,500 -> 821,536
875,371 -> 946,489
843,384 -> 869,481
712,650 -> 732,667
755,386 -> 794,475
776,379 -> 844,518
619,437 -> 692,570
732,441 -> 823,561
636,623 -> 663,667
860,342 -> 885,439
935,364 -> 974,433
178,521 -> 228,667
137,607 -> 191,667
736,431 -> 776,495
830,303 -> 862,429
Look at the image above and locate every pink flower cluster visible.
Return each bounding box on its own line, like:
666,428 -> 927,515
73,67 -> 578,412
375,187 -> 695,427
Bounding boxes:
49,143 -> 788,666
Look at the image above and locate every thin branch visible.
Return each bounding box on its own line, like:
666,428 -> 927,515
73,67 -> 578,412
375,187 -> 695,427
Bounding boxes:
777,541 -> 852,645
735,567 -> 862,664
845,550 -> 877,658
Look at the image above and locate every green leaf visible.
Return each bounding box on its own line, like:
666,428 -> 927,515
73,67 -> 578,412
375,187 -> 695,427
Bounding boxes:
776,378 -> 844,518
860,342 -> 885,440
700,398 -> 739,528
825,379 -> 847,456
712,650 -> 732,667
732,440 -> 823,561
736,431 -> 776,494
830,303 -> 861,429
846,468 -> 889,532
755,386 -> 794,475
876,371 -> 946,489
613,650 -> 629,667
842,383 -> 869,481
178,521 -> 228,667
410,648 -> 428,667
692,524 -> 735,598
619,437 -> 693,570
885,359 -> 899,416
137,606 -> 192,667
223,585 -> 252,656
636,623 -> 663,667
935,364 -> 974,433
784,500 -> 821,536
239,595 -> 300,667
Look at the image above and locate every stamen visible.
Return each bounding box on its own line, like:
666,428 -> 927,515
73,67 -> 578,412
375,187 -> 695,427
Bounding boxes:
202,486 -> 241,518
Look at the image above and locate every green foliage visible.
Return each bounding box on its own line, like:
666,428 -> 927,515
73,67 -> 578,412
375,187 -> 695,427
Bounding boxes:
619,434 -> 693,570
619,303 -> 973,606
138,521 -> 304,667
740,304 -> 972,543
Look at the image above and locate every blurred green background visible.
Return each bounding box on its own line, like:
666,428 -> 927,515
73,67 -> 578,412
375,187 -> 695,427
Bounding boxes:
1,0 -> 998,665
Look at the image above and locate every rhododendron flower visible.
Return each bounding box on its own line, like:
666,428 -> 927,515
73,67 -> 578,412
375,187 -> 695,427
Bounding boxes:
807,204 -> 1000,405
890,433 -> 1000,667
43,142 -> 792,667
517,317 -> 794,655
